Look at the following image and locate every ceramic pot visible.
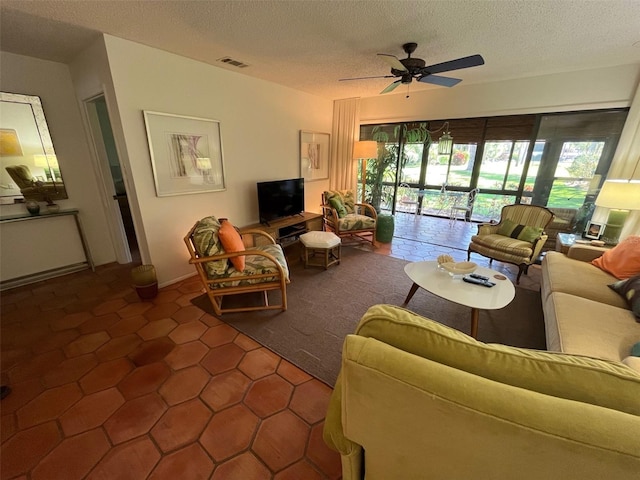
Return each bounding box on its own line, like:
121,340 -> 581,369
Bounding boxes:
26,201 -> 40,215
131,264 -> 158,300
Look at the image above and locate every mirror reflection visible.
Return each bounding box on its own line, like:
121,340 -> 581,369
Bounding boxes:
0,92 -> 67,204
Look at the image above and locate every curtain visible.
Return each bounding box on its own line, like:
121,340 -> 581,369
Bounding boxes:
594,79 -> 640,239
330,97 -> 360,191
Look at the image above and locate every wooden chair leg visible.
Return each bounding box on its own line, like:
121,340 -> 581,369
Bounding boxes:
516,264 -> 528,284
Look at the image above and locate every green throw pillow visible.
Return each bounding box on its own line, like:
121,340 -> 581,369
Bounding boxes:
609,274 -> 640,322
497,218 -> 543,243
631,342 -> 640,357
329,197 -> 347,218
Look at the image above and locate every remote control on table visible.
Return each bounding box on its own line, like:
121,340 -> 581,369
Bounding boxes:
469,273 -> 489,281
463,276 -> 496,287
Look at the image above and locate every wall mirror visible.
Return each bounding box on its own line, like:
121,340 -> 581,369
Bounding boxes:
0,92 -> 67,204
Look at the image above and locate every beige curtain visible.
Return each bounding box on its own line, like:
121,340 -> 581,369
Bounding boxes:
330,97 -> 360,191
594,79 -> 640,239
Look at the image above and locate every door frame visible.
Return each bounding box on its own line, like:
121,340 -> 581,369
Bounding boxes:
82,91 -> 133,264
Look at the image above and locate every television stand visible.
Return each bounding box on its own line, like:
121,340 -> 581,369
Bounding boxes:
241,212 -> 323,260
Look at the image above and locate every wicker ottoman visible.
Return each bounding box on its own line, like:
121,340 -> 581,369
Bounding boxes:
299,231 -> 341,269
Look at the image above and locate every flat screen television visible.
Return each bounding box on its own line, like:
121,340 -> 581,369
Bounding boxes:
257,177 -> 305,224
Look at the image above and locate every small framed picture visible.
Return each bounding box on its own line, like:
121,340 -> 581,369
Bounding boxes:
585,221 -> 604,240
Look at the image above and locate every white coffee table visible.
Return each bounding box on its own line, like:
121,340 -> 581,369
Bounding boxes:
402,261 -> 515,339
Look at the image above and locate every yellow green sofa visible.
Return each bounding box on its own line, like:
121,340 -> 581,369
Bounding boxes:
324,305 -> 640,480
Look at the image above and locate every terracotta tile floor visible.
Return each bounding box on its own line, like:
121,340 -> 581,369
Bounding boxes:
0,214 -> 540,479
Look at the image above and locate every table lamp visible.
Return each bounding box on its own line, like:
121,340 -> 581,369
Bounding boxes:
353,141 -> 378,203
594,179 -> 640,244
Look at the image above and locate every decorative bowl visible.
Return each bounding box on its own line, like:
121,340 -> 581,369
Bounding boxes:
440,261 -> 477,276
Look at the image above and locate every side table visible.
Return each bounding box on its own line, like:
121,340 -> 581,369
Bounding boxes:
556,233 -> 613,254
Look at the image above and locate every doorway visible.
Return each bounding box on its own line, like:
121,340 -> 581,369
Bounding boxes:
84,95 -> 139,263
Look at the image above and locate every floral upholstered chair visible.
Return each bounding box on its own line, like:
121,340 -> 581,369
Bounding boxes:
468,204 -> 555,284
321,190 -> 377,246
184,216 -> 290,315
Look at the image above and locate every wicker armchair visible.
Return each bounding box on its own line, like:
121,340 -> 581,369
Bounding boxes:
321,190 -> 377,246
468,204 -> 555,283
184,216 -> 289,316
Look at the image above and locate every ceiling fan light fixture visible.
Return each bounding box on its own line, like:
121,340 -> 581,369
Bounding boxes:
437,123 -> 453,155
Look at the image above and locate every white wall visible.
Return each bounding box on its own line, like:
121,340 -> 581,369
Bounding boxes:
101,35 -> 333,286
0,52 -> 115,266
360,64 -> 640,123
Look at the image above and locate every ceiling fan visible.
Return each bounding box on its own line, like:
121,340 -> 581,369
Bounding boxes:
340,42 -> 485,94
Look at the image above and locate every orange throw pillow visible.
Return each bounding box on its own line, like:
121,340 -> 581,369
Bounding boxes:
218,220 -> 245,271
592,235 -> 640,279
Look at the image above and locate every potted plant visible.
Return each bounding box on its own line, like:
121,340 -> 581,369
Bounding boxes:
131,264 -> 158,300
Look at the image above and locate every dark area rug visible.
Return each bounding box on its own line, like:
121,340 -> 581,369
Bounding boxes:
192,248 -> 546,386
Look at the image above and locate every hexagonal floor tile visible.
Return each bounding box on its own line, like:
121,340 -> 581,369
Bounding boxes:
211,452 -> 271,480
43,353 -> 98,388
200,370 -> 252,412
95,334 -> 142,362
150,399 -> 211,453
88,437 -> 160,479
148,443 -> 213,480
244,374 -> 293,418
0,421 -> 61,479
107,315 -> 148,337
79,357 -> 134,394
306,422 -> 342,479
238,347 -> 280,379
164,341 -> 208,370
200,343 -> 245,375
128,338 -> 175,366
252,410 -> 310,472
63,331 -> 110,358
30,428 -> 110,480
170,305 -> 205,324
277,360 -> 313,386
168,320 -> 207,344
143,303 -> 180,322
59,387 -> 125,436
17,383 -> 83,430
158,365 -> 209,406
104,393 -> 167,444
200,404 -> 259,462
289,379 -> 333,424
118,362 -> 171,400
200,324 -> 238,347
274,459 -> 325,480
137,318 -> 177,341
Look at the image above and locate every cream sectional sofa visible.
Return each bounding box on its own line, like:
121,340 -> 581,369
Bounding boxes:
541,245 -> 640,371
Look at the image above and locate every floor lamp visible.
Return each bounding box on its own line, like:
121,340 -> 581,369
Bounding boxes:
353,141 -> 378,204
594,179 -> 640,244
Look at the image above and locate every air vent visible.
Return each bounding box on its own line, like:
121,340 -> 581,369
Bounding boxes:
217,57 -> 250,68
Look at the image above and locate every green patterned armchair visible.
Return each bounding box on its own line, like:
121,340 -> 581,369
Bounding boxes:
184,216 -> 290,316
322,190 -> 377,246
468,204 -> 555,283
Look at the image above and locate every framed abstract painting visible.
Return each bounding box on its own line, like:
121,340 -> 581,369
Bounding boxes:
143,111 -> 226,196
300,130 -> 330,182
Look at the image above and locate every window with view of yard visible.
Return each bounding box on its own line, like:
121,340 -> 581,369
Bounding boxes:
359,109 -> 627,223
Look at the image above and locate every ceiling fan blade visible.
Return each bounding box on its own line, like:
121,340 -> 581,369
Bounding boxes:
380,80 -> 402,94
377,53 -> 408,72
339,74 -> 395,82
421,54 -> 485,75
418,75 -> 462,88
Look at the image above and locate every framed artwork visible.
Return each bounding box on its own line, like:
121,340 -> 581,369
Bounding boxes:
585,221 -> 604,240
300,130 -> 330,182
143,111 -> 225,196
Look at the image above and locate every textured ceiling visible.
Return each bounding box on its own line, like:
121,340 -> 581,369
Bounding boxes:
1,0 -> 640,100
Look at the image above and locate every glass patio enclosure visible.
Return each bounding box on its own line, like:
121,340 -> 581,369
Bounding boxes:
358,109 -> 628,223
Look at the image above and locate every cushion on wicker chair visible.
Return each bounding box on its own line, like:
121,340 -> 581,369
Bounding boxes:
213,244 -> 290,287
338,214 -> 376,231
191,216 -> 228,276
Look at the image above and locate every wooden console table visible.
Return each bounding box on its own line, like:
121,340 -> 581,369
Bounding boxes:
241,212 -> 323,259
0,208 -> 94,290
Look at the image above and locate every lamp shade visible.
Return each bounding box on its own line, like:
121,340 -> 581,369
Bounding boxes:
595,180 -> 640,210
353,141 -> 378,160
437,132 -> 453,156
33,154 -> 58,169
